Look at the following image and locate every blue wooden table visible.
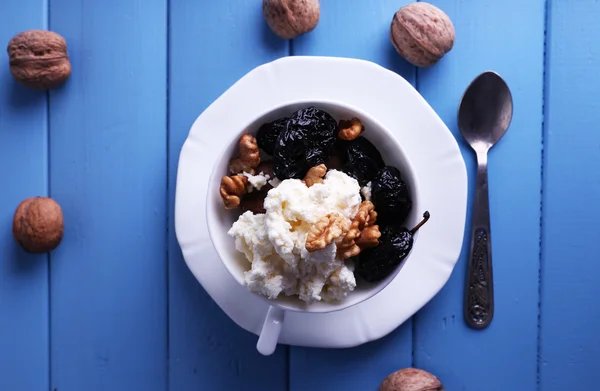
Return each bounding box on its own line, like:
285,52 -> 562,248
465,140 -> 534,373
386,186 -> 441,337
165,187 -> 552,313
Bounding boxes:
0,1 -> 595,390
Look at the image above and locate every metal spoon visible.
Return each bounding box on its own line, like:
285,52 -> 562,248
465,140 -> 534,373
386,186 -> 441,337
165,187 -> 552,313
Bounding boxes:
457,71 -> 513,329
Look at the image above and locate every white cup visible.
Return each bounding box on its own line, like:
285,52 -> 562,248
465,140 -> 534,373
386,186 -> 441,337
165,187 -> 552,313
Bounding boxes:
206,100 -> 421,355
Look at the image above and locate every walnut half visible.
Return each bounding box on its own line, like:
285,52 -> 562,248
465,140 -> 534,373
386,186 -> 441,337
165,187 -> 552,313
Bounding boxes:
229,134 -> 260,174
355,225 -> 381,249
337,201 -> 380,259
338,118 -> 364,141
305,213 -> 351,253
303,164 -> 327,187
220,175 -> 248,209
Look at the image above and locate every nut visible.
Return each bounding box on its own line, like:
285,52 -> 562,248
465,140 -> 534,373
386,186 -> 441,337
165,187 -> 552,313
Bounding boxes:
305,213 -> 351,253
7,30 -> 71,89
379,367 -> 444,391
338,201 -> 379,259
355,225 -> 381,249
390,2 -> 455,67
262,0 -> 320,39
13,196 -> 64,253
303,164 -> 326,187
353,201 -> 378,230
220,175 -> 248,209
338,118 -> 364,141
229,134 -> 261,174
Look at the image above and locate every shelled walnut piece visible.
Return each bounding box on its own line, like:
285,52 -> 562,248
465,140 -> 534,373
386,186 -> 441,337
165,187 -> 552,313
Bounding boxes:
303,164 -> 326,187
220,175 -> 248,209
338,118 -> 364,141
305,213 -> 351,253
338,201 -> 381,259
228,134 -> 260,174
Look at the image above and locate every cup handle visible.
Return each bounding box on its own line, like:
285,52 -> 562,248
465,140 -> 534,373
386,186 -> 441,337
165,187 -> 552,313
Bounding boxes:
256,306 -> 285,356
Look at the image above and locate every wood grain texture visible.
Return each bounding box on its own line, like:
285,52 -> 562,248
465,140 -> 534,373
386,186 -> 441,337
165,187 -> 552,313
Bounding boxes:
413,1 -> 545,390
48,1 -> 168,390
0,2 -> 49,391
289,1 -> 415,390
168,1 -> 289,390
540,1 -> 600,389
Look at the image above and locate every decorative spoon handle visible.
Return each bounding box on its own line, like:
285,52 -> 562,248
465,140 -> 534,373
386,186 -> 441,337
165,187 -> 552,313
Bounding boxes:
464,151 -> 494,329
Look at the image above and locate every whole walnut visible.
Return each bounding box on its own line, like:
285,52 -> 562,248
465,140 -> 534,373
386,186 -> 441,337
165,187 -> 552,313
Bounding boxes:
7,30 -> 72,90
263,0 -> 320,39
379,368 -> 444,391
13,197 -> 64,254
390,2 -> 455,67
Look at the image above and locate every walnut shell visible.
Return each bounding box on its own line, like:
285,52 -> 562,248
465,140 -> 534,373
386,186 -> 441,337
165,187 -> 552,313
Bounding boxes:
7,30 -> 72,90
379,368 -> 444,391
13,197 -> 64,254
263,0 -> 320,39
390,2 -> 455,67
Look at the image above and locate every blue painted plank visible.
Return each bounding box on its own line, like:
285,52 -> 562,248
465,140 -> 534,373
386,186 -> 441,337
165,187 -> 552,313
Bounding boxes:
290,1 -> 415,390
48,1 -> 168,390
413,1 -> 544,390
168,1 -> 289,390
540,1 -> 600,389
0,3 -> 49,391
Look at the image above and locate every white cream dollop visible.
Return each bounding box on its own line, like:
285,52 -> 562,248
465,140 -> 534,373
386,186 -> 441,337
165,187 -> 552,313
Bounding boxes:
228,169 -> 362,303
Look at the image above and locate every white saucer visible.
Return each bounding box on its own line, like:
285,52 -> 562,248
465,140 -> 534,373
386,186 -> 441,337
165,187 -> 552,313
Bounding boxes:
174,56 -> 467,349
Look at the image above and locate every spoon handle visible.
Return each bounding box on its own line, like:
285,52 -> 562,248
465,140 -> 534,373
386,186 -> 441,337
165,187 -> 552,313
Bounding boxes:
464,151 -> 494,329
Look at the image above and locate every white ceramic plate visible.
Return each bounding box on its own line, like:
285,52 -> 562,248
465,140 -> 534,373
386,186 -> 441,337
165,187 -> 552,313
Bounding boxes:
174,56 -> 467,348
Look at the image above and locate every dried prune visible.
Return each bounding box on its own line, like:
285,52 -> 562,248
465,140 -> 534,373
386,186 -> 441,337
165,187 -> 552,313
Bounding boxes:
271,106 -> 338,180
306,147 -> 326,168
240,184 -> 273,214
326,146 -> 343,170
288,106 -> 338,152
337,136 -> 385,186
356,212 -> 430,283
272,125 -> 309,179
371,166 -> 412,224
255,160 -> 274,179
256,117 -> 288,155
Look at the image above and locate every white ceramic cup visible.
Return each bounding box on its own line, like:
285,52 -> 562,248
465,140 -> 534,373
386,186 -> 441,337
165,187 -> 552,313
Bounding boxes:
206,100 -> 422,355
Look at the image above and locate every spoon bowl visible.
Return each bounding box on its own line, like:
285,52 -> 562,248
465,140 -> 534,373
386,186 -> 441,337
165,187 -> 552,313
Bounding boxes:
457,71 -> 513,330
458,71 -> 513,152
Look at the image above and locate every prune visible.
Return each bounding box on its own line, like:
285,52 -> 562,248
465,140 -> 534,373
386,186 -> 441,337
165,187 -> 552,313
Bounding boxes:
271,106 -> 338,180
337,136 -> 385,186
240,184 -> 273,214
288,106 -> 338,153
256,117 -> 288,155
371,166 -> 412,224
306,147 -> 326,167
255,160 -> 274,178
356,212 -> 430,283
272,126 -> 309,179
324,145 -> 342,170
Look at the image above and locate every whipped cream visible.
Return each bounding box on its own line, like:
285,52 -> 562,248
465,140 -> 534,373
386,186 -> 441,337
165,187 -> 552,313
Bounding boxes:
228,169 -> 362,303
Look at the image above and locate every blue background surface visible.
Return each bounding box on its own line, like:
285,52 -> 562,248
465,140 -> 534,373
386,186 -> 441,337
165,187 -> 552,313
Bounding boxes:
0,0 -> 592,390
